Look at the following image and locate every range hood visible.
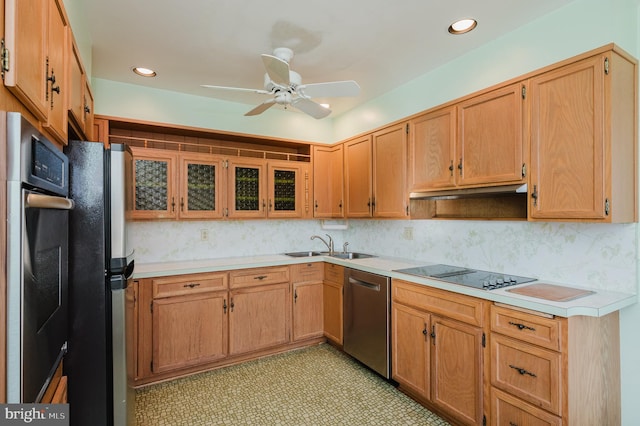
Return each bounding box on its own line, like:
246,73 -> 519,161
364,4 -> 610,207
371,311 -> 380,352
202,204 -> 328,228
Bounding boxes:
410,183 -> 528,200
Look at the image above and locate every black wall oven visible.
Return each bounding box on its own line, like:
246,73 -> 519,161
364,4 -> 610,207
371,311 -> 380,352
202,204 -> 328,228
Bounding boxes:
5,112 -> 73,402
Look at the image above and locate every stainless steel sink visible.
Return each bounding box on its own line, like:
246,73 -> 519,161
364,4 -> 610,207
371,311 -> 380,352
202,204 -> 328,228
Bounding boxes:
284,251 -> 327,257
284,251 -> 375,259
330,252 -> 376,260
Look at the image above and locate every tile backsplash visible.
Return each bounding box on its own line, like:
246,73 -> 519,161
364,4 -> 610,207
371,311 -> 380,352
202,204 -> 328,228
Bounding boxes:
130,219 -> 638,294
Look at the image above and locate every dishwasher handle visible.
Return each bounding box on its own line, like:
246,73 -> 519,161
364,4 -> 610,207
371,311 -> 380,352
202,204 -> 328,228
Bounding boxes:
348,277 -> 380,291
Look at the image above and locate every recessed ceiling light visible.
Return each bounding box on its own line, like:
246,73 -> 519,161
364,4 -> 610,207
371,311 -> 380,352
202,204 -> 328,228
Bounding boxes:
132,67 -> 157,77
448,18 -> 477,35
320,103 -> 330,109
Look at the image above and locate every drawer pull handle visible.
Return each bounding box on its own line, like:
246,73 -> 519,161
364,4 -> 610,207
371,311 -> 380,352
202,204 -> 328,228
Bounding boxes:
509,364 -> 537,377
183,283 -> 200,289
254,275 -> 268,280
509,423 -> 518,426
508,321 -> 536,331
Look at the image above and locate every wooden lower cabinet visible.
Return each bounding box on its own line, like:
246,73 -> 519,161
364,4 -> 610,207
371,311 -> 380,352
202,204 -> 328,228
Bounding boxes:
391,279 -> 485,425
152,291 -> 228,373
291,263 -> 324,341
491,387 -> 561,426
489,304 -> 620,425
41,361 -> 67,403
391,303 -> 430,397
229,282 -> 290,355
136,266 -> 330,385
323,263 -> 344,345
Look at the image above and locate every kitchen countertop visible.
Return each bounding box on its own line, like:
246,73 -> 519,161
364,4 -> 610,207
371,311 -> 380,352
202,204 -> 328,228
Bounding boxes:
134,253 -> 637,318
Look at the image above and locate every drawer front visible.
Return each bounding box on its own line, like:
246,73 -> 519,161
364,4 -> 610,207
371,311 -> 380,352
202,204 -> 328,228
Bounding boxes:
392,279 -> 484,327
291,262 -> 324,283
324,263 -> 344,285
491,305 -> 562,351
491,334 -> 562,415
229,266 -> 290,288
491,387 -> 561,426
152,272 -> 228,299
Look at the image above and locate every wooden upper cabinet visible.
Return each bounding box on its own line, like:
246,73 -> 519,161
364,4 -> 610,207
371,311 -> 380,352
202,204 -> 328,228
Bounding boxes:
267,161 -> 309,219
344,135 -> 373,217
83,81 -> 95,140
4,0 -> 69,145
227,157 -> 266,219
179,154 -> 225,219
131,148 -> 178,220
409,106 -> 456,192
457,82 -> 526,187
529,49 -> 637,222
228,158 -> 308,219
68,32 -> 94,141
313,145 -> 344,218
372,122 -> 409,218
42,0 -> 68,144
3,0 -> 49,120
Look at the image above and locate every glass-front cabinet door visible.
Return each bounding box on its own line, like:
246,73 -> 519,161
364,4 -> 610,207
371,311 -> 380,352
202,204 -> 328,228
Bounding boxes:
268,161 -> 307,219
131,148 -> 177,220
179,154 -> 225,219
228,158 -> 266,219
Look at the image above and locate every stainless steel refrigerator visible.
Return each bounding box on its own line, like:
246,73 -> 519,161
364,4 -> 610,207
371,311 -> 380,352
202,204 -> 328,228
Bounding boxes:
64,140 -> 135,426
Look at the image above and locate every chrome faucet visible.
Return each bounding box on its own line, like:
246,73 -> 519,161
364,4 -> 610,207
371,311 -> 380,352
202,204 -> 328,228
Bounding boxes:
311,234 -> 334,254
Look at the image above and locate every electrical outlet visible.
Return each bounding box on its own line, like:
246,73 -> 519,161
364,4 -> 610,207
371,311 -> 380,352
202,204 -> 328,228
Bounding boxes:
403,227 -> 414,240
200,229 -> 209,241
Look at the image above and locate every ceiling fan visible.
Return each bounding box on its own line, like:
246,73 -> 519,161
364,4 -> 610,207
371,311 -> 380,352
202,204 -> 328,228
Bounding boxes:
201,47 -> 360,119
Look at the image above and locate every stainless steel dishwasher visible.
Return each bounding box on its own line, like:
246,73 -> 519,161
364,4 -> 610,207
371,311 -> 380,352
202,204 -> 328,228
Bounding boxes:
343,268 -> 391,379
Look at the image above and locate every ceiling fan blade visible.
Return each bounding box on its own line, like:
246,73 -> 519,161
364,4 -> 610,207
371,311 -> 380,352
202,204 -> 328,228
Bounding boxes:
291,98 -> 331,119
245,99 -> 277,116
200,85 -> 271,95
298,80 -> 361,98
261,54 -> 290,86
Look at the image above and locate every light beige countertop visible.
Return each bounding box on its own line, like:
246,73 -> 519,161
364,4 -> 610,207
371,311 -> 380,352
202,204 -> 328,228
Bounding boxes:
134,253 -> 637,318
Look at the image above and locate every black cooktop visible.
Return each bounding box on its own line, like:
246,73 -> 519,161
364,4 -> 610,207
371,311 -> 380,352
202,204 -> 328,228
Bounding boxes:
394,264 -> 536,290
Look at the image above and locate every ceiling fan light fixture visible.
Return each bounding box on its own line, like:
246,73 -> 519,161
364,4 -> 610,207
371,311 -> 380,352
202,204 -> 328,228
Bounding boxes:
132,66 -> 157,77
448,18 -> 477,35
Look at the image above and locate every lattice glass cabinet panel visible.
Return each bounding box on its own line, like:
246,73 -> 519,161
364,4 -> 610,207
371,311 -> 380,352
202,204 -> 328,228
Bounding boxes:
268,161 -> 308,219
132,149 -> 177,219
228,158 -> 266,218
180,155 -> 224,219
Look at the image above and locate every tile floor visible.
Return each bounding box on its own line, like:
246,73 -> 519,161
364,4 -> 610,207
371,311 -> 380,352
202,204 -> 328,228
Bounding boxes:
135,344 -> 450,425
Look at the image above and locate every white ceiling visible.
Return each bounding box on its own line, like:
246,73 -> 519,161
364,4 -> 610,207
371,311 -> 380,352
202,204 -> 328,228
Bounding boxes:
84,0 -> 575,118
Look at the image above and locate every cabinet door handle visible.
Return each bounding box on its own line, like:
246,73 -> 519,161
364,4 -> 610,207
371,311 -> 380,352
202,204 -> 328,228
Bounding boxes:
294,289 -> 298,303
509,364 -> 537,377
508,321 -> 536,331
457,158 -> 463,176
223,299 -> 227,314
171,197 -> 176,212
430,325 -> 436,345
422,324 -> 428,341
180,197 -> 185,211
230,298 -> 234,312
531,185 -> 538,206
449,160 -> 454,176
183,283 -> 200,289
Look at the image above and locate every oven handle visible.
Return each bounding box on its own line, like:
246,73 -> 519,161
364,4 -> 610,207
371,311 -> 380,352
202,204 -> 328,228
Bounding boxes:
26,193 -> 74,210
